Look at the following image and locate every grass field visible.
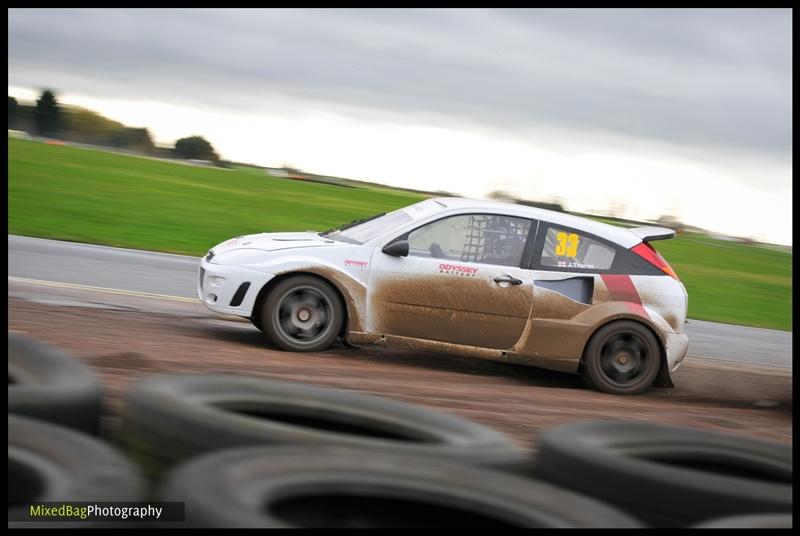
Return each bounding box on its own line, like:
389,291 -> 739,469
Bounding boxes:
8,138 -> 792,330
8,138 -> 427,254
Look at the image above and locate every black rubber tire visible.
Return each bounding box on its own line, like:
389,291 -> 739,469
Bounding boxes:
160,445 -> 643,528
581,320 -> 662,395
9,333 -> 103,434
120,374 -> 526,479
529,420 -> 793,527
260,275 -> 344,352
9,415 -> 146,527
692,513 -> 793,528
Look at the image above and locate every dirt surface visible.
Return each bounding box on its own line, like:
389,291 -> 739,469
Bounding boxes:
8,297 -> 792,449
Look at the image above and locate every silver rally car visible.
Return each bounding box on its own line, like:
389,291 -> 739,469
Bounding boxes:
199,198 -> 688,395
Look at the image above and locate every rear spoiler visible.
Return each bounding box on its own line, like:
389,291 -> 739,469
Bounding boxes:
628,226 -> 676,242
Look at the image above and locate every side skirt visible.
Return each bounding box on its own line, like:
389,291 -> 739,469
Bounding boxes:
346,331 -> 580,373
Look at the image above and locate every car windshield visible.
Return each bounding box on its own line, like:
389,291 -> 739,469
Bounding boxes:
322,210 -> 413,245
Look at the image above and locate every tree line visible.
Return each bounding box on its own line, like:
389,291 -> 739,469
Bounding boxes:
8,90 -> 222,165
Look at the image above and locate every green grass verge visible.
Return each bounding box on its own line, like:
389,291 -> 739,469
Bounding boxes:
8,138 -> 792,330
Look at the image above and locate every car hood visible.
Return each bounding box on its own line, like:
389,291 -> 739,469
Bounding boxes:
210,232 -> 344,256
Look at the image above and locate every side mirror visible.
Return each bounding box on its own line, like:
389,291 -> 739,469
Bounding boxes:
382,240 -> 409,257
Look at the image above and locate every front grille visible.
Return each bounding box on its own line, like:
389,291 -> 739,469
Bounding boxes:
199,267 -> 205,290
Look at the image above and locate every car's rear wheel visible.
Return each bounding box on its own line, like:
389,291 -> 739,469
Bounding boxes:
581,320 -> 661,395
261,276 -> 344,352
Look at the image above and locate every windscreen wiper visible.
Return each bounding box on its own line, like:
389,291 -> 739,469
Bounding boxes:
319,212 -> 385,236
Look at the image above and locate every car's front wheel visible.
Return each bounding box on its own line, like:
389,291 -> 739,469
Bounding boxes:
260,276 -> 344,352
581,320 -> 662,395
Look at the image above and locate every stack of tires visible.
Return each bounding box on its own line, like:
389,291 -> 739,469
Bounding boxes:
120,374 -> 639,527
8,333 -> 793,528
525,420 -> 793,528
8,334 -> 145,527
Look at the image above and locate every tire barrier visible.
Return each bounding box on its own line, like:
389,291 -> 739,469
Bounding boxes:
9,415 -> 146,527
120,374 -> 527,478
9,333 -> 104,434
159,445 -> 643,528
7,334 -> 793,528
528,420 -> 793,527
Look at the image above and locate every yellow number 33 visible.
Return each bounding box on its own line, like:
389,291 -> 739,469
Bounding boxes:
555,232 -> 580,257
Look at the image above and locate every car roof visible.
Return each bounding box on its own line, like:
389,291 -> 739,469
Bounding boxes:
428,197 -> 642,249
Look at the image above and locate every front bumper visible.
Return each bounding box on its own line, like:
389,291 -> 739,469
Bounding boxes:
198,258 -> 275,317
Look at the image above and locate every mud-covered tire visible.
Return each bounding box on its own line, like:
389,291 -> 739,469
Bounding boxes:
581,320 -> 661,395
8,333 -> 103,434
529,420 -> 793,527
120,374 -> 526,479
9,415 -> 145,527
260,275 -> 344,352
160,445 -> 643,528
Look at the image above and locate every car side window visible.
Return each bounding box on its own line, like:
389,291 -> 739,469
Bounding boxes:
540,227 -> 616,270
407,214 -> 532,267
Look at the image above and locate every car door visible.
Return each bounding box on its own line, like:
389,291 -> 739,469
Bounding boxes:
367,213 -> 536,349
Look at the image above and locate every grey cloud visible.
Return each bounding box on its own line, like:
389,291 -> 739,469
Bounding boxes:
8,8 -> 792,170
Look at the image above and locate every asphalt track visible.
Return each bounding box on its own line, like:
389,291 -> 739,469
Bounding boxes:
8,234 -> 792,369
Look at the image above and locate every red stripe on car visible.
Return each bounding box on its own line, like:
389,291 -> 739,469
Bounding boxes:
600,274 -> 649,319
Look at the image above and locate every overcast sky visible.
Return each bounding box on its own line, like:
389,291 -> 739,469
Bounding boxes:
8,8 -> 793,244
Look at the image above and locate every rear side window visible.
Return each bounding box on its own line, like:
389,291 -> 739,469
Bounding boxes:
540,227 -> 616,270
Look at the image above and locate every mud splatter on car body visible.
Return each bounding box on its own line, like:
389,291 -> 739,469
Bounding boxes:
369,274 -> 531,349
